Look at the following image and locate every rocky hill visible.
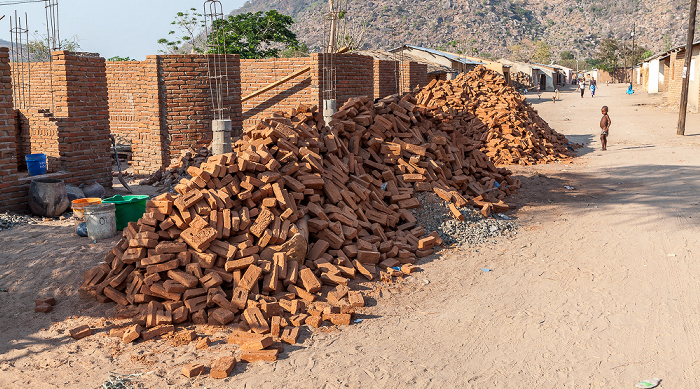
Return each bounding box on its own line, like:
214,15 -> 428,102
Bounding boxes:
231,0 -> 690,61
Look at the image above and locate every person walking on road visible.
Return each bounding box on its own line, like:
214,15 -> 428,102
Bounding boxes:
579,78 -> 585,98
590,77 -> 597,97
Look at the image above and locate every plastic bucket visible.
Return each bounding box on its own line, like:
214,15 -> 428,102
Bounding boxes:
85,203 -> 117,240
71,198 -> 102,226
25,153 -> 47,176
102,195 -> 149,230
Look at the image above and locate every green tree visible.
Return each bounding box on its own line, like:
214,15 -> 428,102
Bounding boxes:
594,38 -> 619,72
157,8 -> 206,54
532,40 -> 551,63
280,42 -> 309,58
108,56 -> 136,61
207,10 -> 299,59
560,50 -> 574,60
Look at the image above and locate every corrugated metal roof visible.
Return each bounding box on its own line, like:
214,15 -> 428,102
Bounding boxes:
354,49 -> 457,75
388,45 -> 484,66
644,40 -> 700,62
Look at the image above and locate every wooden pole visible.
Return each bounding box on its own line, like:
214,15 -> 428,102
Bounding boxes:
677,0 -> 697,136
328,0 -> 337,53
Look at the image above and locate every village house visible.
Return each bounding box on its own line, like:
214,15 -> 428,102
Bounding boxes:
640,40 -> 700,112
388,45 -> 483,78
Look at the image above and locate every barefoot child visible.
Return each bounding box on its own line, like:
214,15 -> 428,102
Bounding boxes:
600,106 -> 610,151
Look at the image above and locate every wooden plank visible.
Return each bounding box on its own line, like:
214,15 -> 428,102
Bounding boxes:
241,66 -> 311,102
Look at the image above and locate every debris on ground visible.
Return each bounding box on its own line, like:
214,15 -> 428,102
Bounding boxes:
139,147 -> 212,192
415,66 -> 578,166
411,192 -> 517,247
635,378 -> 661,389
34,297 -> 56,313
0,211 -> 54,231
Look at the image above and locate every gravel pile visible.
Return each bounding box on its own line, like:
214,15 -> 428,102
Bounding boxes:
411,192 -> 517,247
0,212 -> 46,231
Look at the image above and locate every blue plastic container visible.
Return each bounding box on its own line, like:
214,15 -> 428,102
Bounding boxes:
25,153 -> 47,176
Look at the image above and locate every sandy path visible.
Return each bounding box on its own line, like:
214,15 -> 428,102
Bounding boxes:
1,84 -> 700,388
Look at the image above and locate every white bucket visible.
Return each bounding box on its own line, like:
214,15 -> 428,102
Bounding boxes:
85,203 -> 117,240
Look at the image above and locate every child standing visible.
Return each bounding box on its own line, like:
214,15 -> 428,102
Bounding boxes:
600,106 -> 610,151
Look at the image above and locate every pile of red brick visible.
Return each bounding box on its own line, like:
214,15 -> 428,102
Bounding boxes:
416,66 -> 575,166
81,90 -> 527,372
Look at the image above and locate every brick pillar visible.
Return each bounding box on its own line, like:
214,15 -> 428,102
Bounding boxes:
0,47 -> 22,211
374,59 -> 399,100
401,62 -> 428,93
51,51 -> 112,187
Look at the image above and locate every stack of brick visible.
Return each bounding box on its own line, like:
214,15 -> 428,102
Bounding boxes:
82,86 -> 523,361
139,147 -> 212,188
415,66 -> 576,166
511,71 -> 534,91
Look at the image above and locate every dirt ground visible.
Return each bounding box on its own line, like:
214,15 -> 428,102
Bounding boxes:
2,83 -> 699,388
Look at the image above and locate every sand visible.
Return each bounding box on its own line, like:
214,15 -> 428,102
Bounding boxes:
1,83 -> 698,388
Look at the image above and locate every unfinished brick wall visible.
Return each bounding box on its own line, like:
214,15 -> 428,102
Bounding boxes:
401,62 -> 428,93
11,62 -> 56,167
374,59 -> 399,100
0,47 -> 22,211
240,57 -> 318,128
106,59 -> 163,174
158,54 -> 242,164
330,53 -> 374,105
51,52 -> 112,186
10,52 -> 112,187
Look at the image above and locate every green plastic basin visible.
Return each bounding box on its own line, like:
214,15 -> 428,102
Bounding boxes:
102,195 -> 149,230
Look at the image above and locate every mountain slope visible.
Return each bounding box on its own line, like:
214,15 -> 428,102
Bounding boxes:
231,0 -> 690,60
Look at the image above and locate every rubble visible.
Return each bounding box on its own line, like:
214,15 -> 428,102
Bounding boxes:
139,147 -> 212,191
0,212 -> 46,231
415,66 -> 577,166
411,192 -> 517,247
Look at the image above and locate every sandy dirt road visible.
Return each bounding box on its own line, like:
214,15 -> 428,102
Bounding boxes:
1,84 -> 700,388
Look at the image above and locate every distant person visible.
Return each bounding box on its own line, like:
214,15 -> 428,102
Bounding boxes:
600,105 -> 610,151
590,82 -> 596,97
627,84 -> 635,94
579,78 -> 585,98
537,84 -> 541,100
553,88 -> 560,103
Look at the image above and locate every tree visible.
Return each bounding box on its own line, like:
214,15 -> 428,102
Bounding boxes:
594,38 -> 619,72
509,39 -> 551,63
560,50 -> 574,60
108,56 -> 136,61
532,40 -> 551,63
157,8 -> 206,54
26,32 -> 80,62
207,10 -> 299,59
509,42 -> 535,62
280,42 -> 309,58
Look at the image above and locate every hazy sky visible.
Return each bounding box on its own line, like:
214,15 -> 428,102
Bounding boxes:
0,0 -> 248,60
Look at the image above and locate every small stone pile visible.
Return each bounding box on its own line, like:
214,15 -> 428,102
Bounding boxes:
0,212 -> 46,231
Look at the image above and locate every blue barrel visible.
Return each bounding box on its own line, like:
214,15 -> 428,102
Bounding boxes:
25,153 -> 47,176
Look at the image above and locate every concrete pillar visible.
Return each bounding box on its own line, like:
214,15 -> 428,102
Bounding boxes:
212,119 -> 232,155
323,99 -> 336,127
